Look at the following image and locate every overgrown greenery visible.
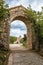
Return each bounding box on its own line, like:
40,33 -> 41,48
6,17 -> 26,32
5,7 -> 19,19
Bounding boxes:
10,35 -> 27,46
0,0 -> 9,48
0,49 -> 9,65
0,0 -> 9,65
0,0 -> 9,26
20,34 -> 27,46
10,36 -> 17,44
24,5 -> 43,51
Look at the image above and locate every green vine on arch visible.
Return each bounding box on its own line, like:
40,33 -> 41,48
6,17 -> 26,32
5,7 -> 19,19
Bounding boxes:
24,5 -> 43,51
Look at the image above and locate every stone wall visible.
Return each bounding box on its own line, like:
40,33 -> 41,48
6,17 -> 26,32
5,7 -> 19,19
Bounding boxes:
0,20 -> 9,50
9,5 -> 34,49
0,5 -> 39,50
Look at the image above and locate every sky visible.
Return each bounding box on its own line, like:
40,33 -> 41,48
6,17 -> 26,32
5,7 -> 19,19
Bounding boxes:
5,0 -> 43,11
5,0 -> 43,37
10,20 -> 27,37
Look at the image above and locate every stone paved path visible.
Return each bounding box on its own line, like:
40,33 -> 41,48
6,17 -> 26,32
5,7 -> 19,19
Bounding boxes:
12,51 -> 43,65
8,44 -> 43,65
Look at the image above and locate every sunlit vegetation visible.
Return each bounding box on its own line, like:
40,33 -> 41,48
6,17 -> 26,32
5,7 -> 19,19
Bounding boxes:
0,50 -> 9,65
0,0 -> 9,65
10,36 -> 17,44
24,5 -> 43,51
10,35 -> 27,46
20,34 -> 27,46
0,46 -> 9,65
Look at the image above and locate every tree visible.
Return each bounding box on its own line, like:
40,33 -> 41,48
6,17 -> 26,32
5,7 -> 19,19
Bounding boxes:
0,0 -> 9,22
23,34 -> 27,41
24,5 -> 43,51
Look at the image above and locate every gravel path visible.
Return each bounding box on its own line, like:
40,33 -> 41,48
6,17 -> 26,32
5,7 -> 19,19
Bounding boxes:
9,44 -> 28,51
12,51 -> 43,65
8,44 -> 43,65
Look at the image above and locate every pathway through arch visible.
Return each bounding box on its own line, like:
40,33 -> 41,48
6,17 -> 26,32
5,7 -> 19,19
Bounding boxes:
8,43 -> 43,65
7,6 -> 43,65
9,43 -> 28,51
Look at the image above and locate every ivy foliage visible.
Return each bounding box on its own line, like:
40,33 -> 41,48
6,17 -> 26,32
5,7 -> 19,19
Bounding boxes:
24,5 -> 43,47
0,0 -> 9,21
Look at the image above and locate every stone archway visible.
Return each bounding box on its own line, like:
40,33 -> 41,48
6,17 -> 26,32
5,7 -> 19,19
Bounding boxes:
0,5 -> 37,50
9,5 -> 32,49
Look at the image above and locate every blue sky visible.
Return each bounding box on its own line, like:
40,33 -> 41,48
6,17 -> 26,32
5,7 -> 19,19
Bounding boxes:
5,0 -> 43,11
10,20 -> 27,37
5,0 -> 43,37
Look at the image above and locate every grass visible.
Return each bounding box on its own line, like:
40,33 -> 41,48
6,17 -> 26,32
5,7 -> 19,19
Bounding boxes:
10,36 -> 17,44
10,36 -> 27,47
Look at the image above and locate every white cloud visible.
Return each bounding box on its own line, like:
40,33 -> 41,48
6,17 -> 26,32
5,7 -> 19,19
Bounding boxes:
5,0 -> 43,11
10,28 -> 27,37
8,0 -> 29,8
11,20 -> 26,26
10,20 -> 27,37
31,0 -> 43,11
9,0 -> 18,7
16,0 -> 29,7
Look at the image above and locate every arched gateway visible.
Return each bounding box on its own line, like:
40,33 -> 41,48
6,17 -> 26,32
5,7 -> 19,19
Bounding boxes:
0,5 -> 38,50
9,5 -> 32,49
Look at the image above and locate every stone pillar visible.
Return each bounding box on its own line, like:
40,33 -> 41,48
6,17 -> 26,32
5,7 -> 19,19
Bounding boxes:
1,20 -> 10,50
0,20 -> 5,49
26,23 -> 32,49
32,24 -> 39,51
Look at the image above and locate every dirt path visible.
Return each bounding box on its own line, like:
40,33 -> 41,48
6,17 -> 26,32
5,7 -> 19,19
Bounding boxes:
8,44 -> 43,65
9,44 -> 28,51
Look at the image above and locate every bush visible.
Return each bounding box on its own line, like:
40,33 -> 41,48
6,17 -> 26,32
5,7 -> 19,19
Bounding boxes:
10,36 -> 17,44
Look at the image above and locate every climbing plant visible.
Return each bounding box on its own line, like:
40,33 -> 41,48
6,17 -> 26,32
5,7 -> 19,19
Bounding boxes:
24,5 -> 43,51
0,1 -> 9,65
0,0 -> 9,38
0,0 -> 9,22
36,8 -> 43,49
